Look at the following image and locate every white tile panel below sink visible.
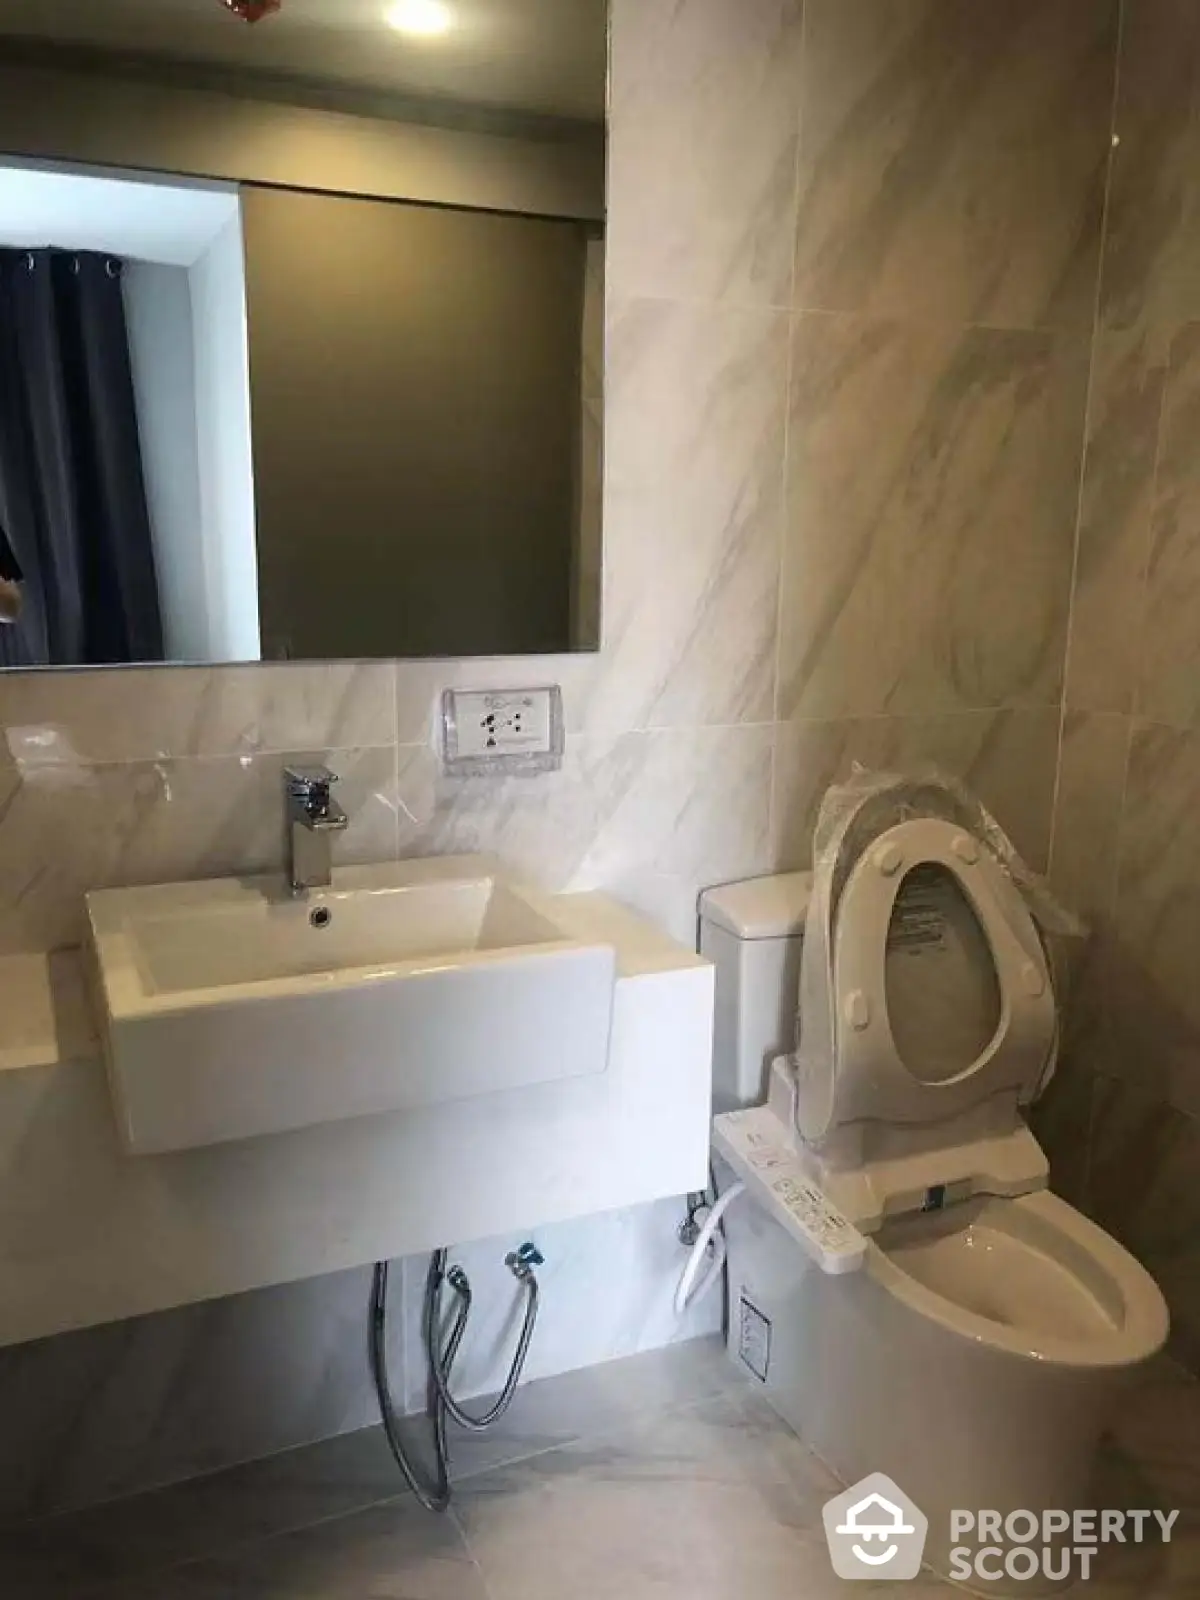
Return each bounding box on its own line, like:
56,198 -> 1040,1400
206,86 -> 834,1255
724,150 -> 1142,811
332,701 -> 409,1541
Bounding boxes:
87,858 -> 616,1154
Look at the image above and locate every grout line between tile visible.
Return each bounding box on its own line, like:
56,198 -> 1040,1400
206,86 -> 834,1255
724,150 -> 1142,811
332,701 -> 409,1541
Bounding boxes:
50,1353 -> 747,1598
1049,7 -> 1124,890
449,1501 -> 502,1600
771,0 -> 808,747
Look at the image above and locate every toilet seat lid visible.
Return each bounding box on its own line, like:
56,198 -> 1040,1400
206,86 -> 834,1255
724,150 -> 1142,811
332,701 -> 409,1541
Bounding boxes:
796,816 -> 1056,1143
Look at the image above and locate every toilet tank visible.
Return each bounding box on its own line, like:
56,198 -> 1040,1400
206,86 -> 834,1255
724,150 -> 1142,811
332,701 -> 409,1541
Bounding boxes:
699,874 -> 812,1113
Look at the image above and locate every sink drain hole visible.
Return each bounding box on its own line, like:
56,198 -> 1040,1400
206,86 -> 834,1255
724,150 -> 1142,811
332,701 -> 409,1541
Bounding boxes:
310,905 -> 332,929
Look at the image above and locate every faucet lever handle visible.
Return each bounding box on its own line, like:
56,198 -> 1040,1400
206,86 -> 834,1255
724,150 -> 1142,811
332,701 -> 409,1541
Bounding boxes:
284,764 -> 339,817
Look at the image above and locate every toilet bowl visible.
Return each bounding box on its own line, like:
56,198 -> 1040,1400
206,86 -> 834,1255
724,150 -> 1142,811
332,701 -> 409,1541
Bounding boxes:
718,1172 -> 1167,1593
872,1187 -> 1165,1370
699,776 -> 1169,1595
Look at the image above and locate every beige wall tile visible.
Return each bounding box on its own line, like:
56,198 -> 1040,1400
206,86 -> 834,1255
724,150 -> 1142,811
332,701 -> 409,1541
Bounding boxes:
1028,1049 -> 1095,1210
794,0 -> 1115,328
0,745 -> 397,953
607,0 -> 804,306
1100,0 -> 1200,336
779,314 -> 1088,719
1138,323 -> 1200,728
1105,720 -> 1200,1118
1049,709 -> 1131,921
596,296 -> 786,732
1090,1074 -> 1200,1367
772,707 -> 1060,873
394,725 -> 774,948
1064,0 -> 1200,1346
0,663 -> 395,764
1064,332 -> 1166,715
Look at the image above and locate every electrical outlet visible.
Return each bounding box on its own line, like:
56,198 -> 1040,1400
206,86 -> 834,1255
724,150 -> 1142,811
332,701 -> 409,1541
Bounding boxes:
440,686 -> 564,775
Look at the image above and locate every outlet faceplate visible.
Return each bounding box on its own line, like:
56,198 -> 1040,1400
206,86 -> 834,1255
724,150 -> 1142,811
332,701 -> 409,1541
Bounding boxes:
440,686 -> 564,776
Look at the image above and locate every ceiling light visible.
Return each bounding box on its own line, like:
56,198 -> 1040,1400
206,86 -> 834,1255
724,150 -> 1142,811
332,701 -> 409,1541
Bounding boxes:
219,0 -> 282,19
385,0 -> 453,36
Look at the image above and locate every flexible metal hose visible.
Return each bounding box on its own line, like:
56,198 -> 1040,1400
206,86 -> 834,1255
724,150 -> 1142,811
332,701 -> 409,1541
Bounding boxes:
426,1249 -> 541,1432
369,1258 -> 465,1513
369,1244 -> 541,1512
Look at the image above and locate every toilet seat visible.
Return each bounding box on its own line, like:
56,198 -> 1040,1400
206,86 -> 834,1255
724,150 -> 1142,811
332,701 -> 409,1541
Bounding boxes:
797,816 -> 1057,1146
869,1188 -> 1168,1369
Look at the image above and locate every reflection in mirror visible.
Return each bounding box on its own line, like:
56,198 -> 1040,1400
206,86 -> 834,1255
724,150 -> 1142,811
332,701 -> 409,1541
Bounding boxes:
0,0 -> 607,667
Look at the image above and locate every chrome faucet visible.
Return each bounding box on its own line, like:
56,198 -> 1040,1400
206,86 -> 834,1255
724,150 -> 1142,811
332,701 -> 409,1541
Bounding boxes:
283,764 -> 348,895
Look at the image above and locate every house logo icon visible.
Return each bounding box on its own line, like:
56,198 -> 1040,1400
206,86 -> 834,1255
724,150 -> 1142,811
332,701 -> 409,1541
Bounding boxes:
823,1472 -> 928,1580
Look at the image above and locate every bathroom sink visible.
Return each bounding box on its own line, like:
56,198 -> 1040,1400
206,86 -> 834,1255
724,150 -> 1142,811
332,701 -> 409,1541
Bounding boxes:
87,857 -> 617,1154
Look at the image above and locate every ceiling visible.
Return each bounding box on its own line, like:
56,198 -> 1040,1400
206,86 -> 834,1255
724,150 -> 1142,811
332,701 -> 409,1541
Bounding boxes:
0,162 -> 238,265
0,0 -> 608,124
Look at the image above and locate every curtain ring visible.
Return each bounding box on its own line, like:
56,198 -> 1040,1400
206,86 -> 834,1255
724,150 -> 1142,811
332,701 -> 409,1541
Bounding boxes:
106,258 -> 120,279
71,255 -> 81,275
24,252 -> 34,272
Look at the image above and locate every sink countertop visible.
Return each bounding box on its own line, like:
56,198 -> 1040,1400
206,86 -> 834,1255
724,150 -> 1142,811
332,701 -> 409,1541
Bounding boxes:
0,860 -> 705,1077
0,862 -> 715,1346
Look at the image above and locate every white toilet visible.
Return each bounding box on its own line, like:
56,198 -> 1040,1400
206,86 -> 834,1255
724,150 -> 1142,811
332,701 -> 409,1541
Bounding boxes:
700,802 -> 1168,1593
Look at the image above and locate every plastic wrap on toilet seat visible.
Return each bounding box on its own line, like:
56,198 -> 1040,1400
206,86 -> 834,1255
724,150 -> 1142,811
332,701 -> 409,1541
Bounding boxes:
794,767 -> 1087,1142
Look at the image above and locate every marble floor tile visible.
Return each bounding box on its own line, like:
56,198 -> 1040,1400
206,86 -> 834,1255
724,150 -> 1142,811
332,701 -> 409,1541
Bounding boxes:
1089,1361 -> 1200,1597
9,1339 -> 1199,1600
0,1426 -> 407,1599
0,1264 -> 396,1526
1107,1356 -> 1200,1519
96,1497 -> 490,1600
0,1339 -> 740,1599
454,1390 -> 956,1600
453,1391 -> 838,1600
392,1333 -> 743,1494
1083,1533 -> 1200,1600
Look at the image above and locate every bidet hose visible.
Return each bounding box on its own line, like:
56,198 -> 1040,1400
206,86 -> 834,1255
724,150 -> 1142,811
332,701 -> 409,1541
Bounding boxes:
674,1180 -> 745,1317
370,1244 -> 542,1513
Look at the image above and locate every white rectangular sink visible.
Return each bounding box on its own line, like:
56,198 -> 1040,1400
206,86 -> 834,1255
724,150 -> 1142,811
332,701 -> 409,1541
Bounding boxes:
87,858 -> 616,1154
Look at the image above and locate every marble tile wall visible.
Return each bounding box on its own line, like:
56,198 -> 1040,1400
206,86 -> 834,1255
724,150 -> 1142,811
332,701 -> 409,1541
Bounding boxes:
0,0 -> 1155,1518
1045,0 -> 1200,1373
773,0 -> 1113,885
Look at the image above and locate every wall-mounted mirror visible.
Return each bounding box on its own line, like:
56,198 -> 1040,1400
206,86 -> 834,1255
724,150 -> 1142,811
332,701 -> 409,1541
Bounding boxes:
0,0 -> 607,666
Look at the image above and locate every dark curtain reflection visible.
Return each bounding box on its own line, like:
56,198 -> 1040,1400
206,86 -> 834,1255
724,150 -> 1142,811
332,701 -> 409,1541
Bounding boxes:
0,248 -> 163,666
